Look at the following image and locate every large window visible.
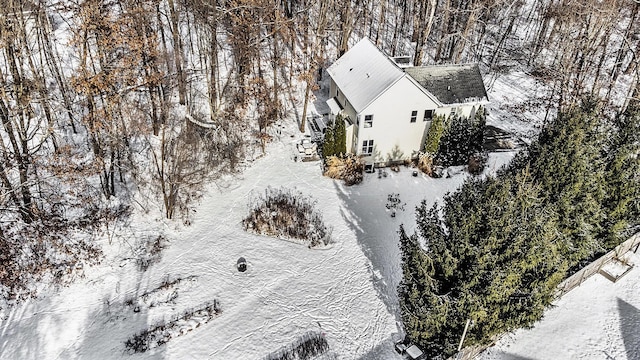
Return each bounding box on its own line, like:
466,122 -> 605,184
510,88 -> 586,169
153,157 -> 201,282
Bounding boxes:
424,109 -> 434,121
410,110 -> 418,123
364,115 -> 373,128
362,140 -> 374,155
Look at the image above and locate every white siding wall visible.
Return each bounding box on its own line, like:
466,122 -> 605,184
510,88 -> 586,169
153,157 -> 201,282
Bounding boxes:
356,76 -> 439,163
330,80 -> 358,123
329,79 -> 337,98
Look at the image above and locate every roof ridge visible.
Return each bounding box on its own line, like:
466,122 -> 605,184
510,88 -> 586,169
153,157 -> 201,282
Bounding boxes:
410,63 -> 480,69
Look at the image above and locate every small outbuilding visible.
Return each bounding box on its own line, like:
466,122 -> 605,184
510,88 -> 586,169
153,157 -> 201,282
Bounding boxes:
237,257 -> 247,272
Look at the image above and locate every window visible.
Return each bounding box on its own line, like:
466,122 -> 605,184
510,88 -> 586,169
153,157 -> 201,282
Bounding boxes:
450,107 -> 457,116
364,115 -> 373,128
410,110 -> 418,123
424,109 -> 434,121
362,140 -> 374,155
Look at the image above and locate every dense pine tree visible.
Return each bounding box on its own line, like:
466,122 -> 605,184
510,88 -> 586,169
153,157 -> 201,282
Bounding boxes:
506,99 -> 607,266
399,98 -> 639,358
334,115 -> 347,155
424,114 -> 446,155
436,112 -> 485,167
600,99 -> 640,248
322,115 -> 347,159
322,121 -> 335,158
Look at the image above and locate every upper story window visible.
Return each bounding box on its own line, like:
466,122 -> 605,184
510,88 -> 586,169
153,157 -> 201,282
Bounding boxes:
424,109 -> 434,121
364,115 -> 373,128
410,110 -> 418,123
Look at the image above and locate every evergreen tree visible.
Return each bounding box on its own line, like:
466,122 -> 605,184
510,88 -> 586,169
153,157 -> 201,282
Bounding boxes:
333,114 -> 347,155
514,99 -> 607,266
322,121 -> 335,158
436,113 -> 485,167
398,208 -> 456,358
398,98 -> 637,358
424,114 -> 446,155
600,100 -> 640,247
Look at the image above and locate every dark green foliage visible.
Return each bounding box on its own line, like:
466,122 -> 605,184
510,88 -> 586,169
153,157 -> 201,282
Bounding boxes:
399,98 -> 640,358
424,114 -> 447,154
322,115 -> 347,159
600,100 -> 640,248
334,115 -> 347,155
436,110 -> 485,167
322,122 -> 335,158
400,174 -> 566,357
504,99 -> 607,265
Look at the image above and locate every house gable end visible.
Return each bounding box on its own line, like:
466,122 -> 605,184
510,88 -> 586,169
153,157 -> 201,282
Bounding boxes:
327,38 -> 405,113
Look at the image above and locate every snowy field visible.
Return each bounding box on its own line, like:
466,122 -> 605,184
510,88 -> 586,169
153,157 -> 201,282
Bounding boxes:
0,112 -> 515,359
479,252 -> 640,360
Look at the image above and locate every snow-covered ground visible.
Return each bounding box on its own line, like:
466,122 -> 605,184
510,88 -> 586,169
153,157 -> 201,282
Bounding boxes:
0,111 -> 515,359
479,252 -> 640,360
1,50 -> 626,359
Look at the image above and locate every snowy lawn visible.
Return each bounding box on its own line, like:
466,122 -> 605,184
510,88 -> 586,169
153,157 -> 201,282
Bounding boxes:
479,252 -> 640,360
0,118 -> 516,359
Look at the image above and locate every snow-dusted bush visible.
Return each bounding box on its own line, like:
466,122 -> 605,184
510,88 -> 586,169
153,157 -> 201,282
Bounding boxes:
323,155 -> 364,186
124,300 -> 221,353
436,110 -> 485,167
385,193 -> 406,218
134,235 -> 169,271
243,187 -> 332,248
417,152 -> 434,176
263,331 -> 331,360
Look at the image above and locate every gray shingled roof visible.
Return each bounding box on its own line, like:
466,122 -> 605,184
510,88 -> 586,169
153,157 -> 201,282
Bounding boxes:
405,64 -> 488,105
326,38 -> 404,113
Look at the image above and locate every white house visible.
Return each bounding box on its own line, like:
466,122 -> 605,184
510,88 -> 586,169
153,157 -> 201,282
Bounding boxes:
325,38 -> 489,167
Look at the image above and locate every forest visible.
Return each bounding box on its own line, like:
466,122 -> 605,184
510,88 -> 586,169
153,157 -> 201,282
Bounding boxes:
0,0 -> 638,335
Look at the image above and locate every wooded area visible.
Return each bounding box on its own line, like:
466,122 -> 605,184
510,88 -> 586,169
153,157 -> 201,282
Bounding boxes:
0,0 -> 638,305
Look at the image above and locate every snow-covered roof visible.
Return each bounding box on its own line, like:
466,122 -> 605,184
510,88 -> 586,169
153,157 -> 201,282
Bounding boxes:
405,64 -> 488,105
327,38 -> 405,113
406,344 -> 424,359
326,97 -> 342,115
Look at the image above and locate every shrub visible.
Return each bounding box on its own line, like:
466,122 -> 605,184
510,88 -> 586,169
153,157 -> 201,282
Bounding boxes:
436,109 -> 485,167
417,152 -> 434,176
467,152 -> 488,175
324,155 -> 364,186
125,300 -> 221,353
263,331 -> 331,360
424,114 -> 447,155
322,114 -> 347,159
243,187 -> 332,248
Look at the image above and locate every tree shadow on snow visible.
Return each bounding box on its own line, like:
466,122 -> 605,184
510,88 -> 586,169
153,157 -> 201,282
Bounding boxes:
0,297 -> 51,359
333,181 -> 403,325
74,268 -> 167,359
618,298 -> 640,360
